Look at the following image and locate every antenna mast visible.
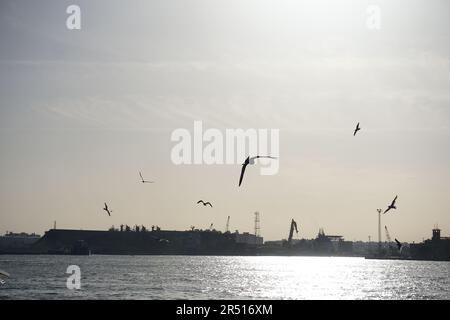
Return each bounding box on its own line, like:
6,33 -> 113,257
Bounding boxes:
377,209 -> 382,254
254,212 -> 260,237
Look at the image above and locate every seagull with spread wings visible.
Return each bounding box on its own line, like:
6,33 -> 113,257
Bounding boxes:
239,156 -> 277,187
197,200 -> 213,208
383,195 -> 398,214
139,171 -> 154,183
103,203 -> 112,216
394,238 -> 403,251
353,122 -> 361,136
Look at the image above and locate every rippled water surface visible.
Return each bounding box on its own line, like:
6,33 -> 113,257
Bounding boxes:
0,255 -> 449,299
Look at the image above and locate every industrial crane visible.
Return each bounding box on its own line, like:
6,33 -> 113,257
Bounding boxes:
286,219 -> 299,247
384,225 -> 397,254
384,225 -> 392,243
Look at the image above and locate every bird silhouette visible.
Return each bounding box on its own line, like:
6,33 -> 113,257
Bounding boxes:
394,238 -> 402,251
353,122 -> 361,136
139,171 -> 154,183
239,155 -> 277,187
103,203 -> 112,216
383,195 -> 398,214
197,200 -> 213,207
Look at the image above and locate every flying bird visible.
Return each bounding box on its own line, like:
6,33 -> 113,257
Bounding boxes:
197,200 -> 213,207
139,171 -> 154,183
103,202 -> 112,216
353,122 -> 361,136
239,155 -> 278,187
394,238 -> 402,251
383,195 -> 398,214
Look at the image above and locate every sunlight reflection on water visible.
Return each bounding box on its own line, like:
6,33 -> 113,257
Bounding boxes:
0,255 -> 449,299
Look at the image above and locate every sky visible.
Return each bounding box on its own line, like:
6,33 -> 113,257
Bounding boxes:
1,0 -> 449,242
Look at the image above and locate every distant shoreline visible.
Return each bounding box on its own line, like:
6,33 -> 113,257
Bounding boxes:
1,252 -> 449,262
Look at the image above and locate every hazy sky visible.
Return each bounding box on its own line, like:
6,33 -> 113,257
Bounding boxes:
1,0 -> 449,242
